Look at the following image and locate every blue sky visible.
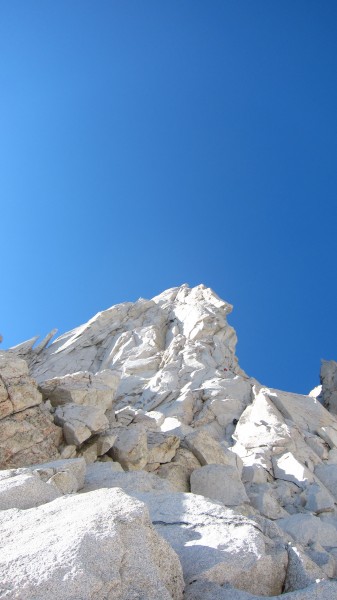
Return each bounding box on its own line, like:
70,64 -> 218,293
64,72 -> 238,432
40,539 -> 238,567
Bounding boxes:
1,1 -> 336,394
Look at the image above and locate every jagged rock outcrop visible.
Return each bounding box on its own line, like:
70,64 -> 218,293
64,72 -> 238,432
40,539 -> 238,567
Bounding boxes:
320,359 -> 337,415
0,352 -> 62,469
2,284 -> 337,598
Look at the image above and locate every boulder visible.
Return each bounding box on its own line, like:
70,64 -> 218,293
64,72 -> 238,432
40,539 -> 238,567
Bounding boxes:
54,403 -> 109,446
0,488 -> 184,599
277,513 -> 337,547
109,424 -> 148,470
246,483 -> 288,520
190,464 -> 249,506
81,462 -> 174,494
303,482 -> 336,514
315,463 -> 337,501
0,405 -> 62,469
147,431 -> 180,467
39,370 -> 119,411
184,429 -> 236,466
135,491 -> 288,596
0,352 -> 41,415
272,452 -> 315,489
0,472 -> 61,509
184,579 -> 337,599
0,457 -> 86,503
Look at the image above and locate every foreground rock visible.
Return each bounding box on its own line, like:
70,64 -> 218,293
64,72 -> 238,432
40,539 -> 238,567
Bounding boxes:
0,487 -> 184,600
184,579 -> 337,599
135,491 -> 288,596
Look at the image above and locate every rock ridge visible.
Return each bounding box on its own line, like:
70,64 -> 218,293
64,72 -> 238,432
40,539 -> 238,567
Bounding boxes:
1,284 -> 337,599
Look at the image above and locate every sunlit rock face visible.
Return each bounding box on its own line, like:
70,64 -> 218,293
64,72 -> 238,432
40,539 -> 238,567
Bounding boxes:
3,284 -> 337,599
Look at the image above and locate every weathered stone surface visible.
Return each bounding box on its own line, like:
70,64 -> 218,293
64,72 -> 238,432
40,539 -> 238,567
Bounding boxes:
184,579 -> 337,600
272,452 -> 315,489
316,425 -> 337,449
109,424 -> 148,470
0,353 -> 63,468
155,462 -> 191,491
0,457 -> 86,501
135,491 -> 287,596
0,405 -> 62,469
277,513 -> 337,547
246,483 -> 288,520
283,544 -> 326,592
303,482 -> 336,514
184,428 -> 236,466
190,464 -> 249,506
0,472 -> 61,509
39,369 -> 119,411
320,359 -> 337,415
147,431 -> 180,466
4,285 -> 337,597
29,457 -> 86,489
81,463 -> 174,494
0,488 -> 184,599
233,388 -> 293,454
315,463 -> 337,502
269,386 -> 337,434
0,352 -> 41,415
54,403 -> 109,446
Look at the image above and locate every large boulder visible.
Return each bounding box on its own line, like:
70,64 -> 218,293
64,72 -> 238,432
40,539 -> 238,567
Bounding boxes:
0,487 -> 184,599
135,491 -> 288,596
39,370 -> 119,411
190,464 -> 249,506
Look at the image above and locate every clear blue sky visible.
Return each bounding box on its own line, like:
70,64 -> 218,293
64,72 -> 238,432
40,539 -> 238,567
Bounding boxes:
1,1 -> 336,394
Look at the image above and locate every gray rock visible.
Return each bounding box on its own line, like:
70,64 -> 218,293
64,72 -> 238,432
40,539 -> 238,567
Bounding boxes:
277,513 -> 337,547
135,491 -> 287,596
190,464 -> 249,506
315,463 -> 337,501
184,579 -> 337,600
109,424 -> 148,470
184,429 -> 236,466
0,472 -> 61,509
55,403 -> 109,446
303,482 -> 336,514
81,462 -> 174,494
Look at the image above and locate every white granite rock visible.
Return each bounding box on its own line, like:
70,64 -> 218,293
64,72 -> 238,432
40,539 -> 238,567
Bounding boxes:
314,463 -> 337,502
4,285 -> 337,597
147,431 -> 180,467
0,488 -> 184,599
0,472 -> 61,509
303,482 -> 336,514
246,483 -> 288,520
135,491 -> 287,596
277,513 -> 337,547
109,424 -> 148,470
190,464 -> 249,506
184,579 -> 337,600
184,428 -> 236,466
81,463 -> 174,494
39,370 -> 119,411
54,403 -> 109,446
272,452 -> 315,489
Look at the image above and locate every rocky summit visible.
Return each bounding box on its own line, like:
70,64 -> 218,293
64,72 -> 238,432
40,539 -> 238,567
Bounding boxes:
1,284 -> 337,599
